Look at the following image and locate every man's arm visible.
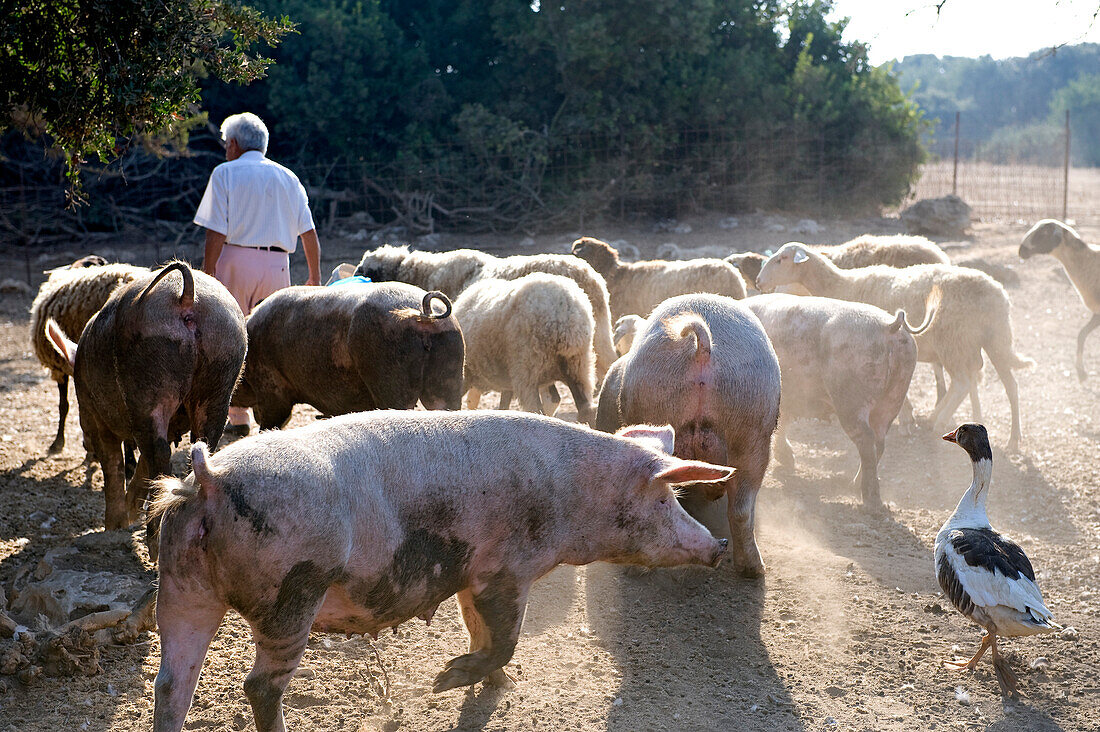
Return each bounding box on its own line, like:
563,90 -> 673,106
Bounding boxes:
300,228 -> 321,286
203,229 -> 227,276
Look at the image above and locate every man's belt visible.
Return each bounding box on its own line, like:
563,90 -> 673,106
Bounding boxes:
229,243 -> 288,253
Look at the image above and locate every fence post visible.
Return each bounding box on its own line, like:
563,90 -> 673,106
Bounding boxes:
952,111 -> 960,196
1063,109 -> 1071,221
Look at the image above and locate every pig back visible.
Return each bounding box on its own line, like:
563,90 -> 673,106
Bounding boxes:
74,267 -> 245,423
188,411 -> 660,575
618,294 -> 780,461
244,283 -> 462,415
346,282 -> 464,410
746,294 -> 900,419
244,285 -> 380,414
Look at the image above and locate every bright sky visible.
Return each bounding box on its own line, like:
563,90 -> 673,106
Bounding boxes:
829,0 -> 1100,64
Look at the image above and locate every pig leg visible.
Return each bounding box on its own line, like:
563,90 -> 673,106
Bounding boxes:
244,629 -> 313,732
838,412 -> 882,509
124,441 -> 137,481
434,580 -> 529,692
772,417 -> 796,468
85,418 -> 128,530
726,442 -> 768,578
128,434 -> 172,523
452,589 -> 512,689
243,564 -> 335,731
153,593 -> 226,732
48,375 -> 68,454
189,396 -> 232,452
897,396 -> 917,434
253,398 -> 295,431
466,388 -> 482,409
497,391 -> 513,410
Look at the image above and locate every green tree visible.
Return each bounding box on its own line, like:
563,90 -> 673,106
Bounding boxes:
1050,73 -> 1100,166
0,0 -> 292,199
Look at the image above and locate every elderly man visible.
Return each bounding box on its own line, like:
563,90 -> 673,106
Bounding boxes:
194,112 -> 321,437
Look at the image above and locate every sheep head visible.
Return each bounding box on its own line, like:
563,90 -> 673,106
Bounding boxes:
355,244 -> 410,282
571,237 -> 618,275
756,243 -> 811,293
1019,219 -> 1079,259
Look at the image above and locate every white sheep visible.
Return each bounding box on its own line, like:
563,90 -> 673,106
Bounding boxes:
571,236 -> 746,321
656,242 -> 734,261
824,234 -> 950,269
757,243 -> 1032,451
1019,219 -> 1100,381
354,244 -> 491,296
355,245 -> 616,379
727,235 -> 948,295
613,314 -> 645,355
30,260 -> 147,454
453,273 -> 596,424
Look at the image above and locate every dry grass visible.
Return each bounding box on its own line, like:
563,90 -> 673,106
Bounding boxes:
906,161 -> 1100,226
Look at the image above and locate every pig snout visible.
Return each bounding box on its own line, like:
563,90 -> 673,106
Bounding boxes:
710,537 -> 729,568
659,508 -> 728,568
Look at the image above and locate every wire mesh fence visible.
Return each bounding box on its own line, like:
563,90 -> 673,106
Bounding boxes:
904,108 -> 1100,226
3,117 -> 1099,264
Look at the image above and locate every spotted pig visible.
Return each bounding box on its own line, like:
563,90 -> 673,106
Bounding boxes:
151,410 -> 731,732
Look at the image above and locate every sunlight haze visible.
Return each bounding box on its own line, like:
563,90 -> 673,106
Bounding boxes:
830,0 -> 1100,64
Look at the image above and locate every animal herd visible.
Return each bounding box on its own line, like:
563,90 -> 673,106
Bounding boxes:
24,218 -> 1096,731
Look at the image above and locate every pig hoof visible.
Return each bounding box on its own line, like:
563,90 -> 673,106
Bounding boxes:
483,667 -> 516,689
737,563 -> 765,579
861,501 -> 888,516
433,655 -> 492,693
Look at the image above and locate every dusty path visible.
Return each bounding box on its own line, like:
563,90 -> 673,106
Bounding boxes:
0,218 -> 1097,731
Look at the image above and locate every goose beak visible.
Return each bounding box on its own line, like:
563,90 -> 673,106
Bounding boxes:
942,428 -> 958,443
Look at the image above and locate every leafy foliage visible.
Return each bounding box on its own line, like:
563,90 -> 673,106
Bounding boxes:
197,0 -> 924,222
1050,73 -> 1100,166
3,0 -> 927,221
0,0 -> 291,200
895,44 -> 1100,163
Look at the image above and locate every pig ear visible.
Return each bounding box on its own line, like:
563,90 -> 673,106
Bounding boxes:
45,319 -> 77,372
617,424 -> 675,454
655,460 -> 735,486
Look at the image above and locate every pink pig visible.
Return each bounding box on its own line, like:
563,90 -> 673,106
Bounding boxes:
151,410 -> 731,732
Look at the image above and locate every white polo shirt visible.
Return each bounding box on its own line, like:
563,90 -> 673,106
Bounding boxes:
194,150 -> 315,253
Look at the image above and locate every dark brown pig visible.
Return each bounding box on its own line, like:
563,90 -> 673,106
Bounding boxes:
596,293 -> 781,577
46,262 -> 246,531
150,410 -> 732,732
231,282 -> 464,429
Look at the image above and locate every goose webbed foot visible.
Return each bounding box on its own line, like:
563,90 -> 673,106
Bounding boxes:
943,633 -> 992,672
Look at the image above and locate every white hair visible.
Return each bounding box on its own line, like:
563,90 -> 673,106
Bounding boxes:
220,112 -> 269,154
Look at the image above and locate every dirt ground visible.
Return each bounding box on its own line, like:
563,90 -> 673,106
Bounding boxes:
1,214 -> 1098,731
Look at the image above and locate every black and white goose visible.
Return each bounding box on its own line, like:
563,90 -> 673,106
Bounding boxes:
935,423 -> 1060,695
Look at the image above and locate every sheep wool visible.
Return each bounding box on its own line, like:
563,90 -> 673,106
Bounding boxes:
453,273 -> 596,424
